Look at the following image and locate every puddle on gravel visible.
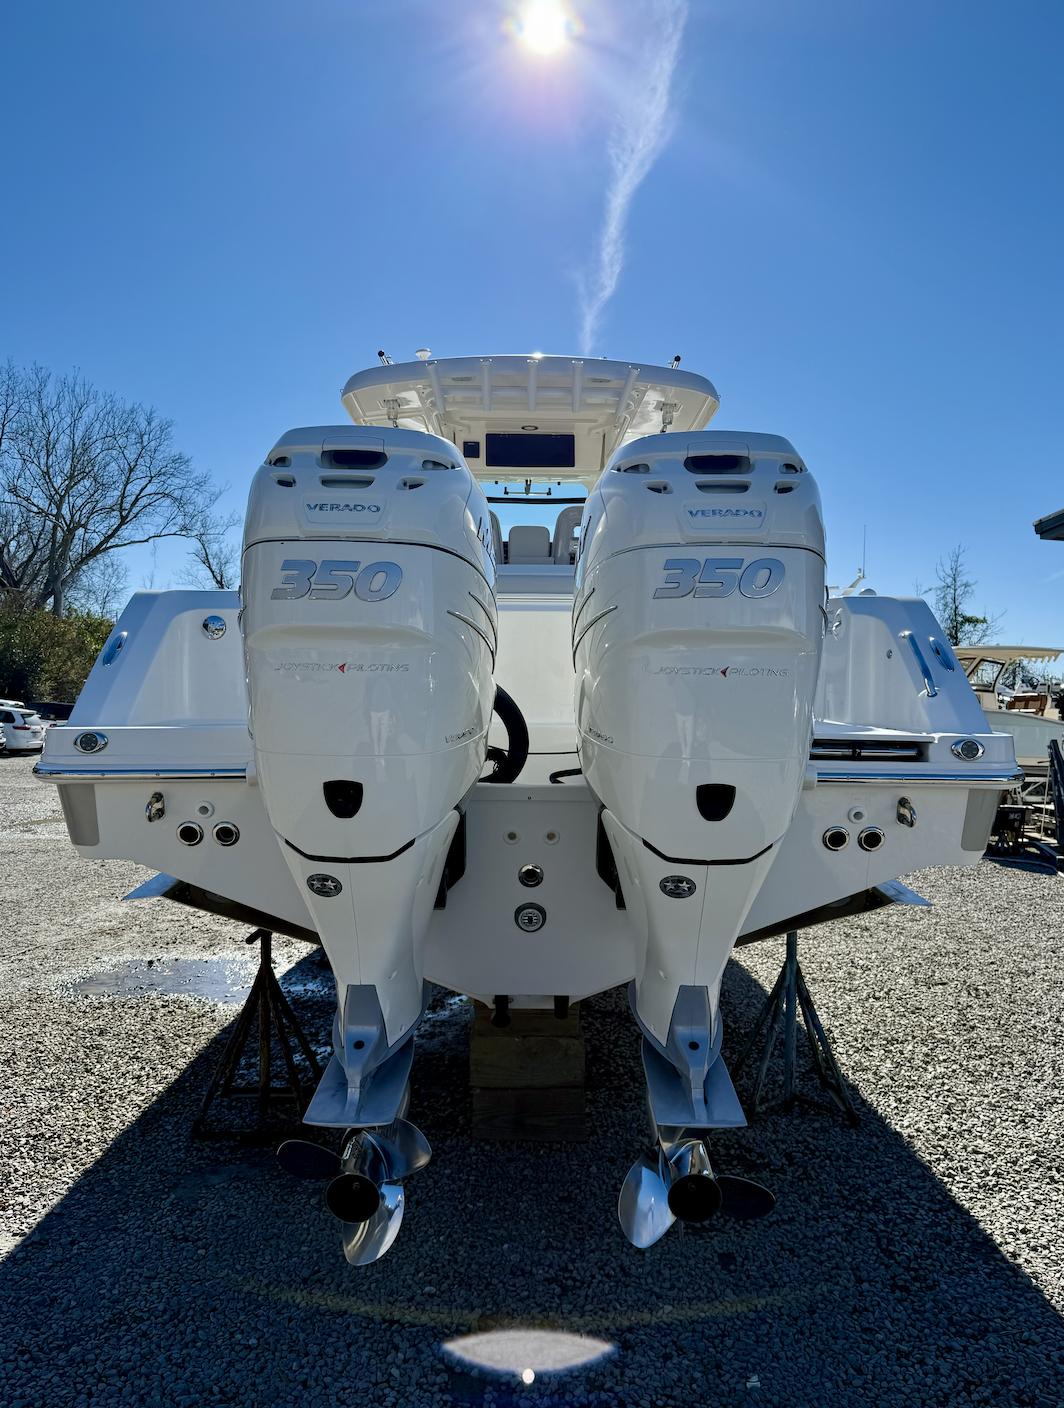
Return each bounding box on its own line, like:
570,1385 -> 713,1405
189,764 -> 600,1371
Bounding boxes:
71,957 -> 256,1004
70,954 -> 334,1004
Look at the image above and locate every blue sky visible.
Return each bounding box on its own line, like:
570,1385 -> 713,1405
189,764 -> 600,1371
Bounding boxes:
2,0 -> 1062,638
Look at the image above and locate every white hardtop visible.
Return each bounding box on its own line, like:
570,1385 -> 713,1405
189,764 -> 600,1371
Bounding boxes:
954,645 -> 1063,668
341,354 -> 720,482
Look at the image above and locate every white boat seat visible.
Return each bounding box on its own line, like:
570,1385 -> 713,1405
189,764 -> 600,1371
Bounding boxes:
507,524 -> 551,564
488,510 -> 504,563
552,506 -> 583,564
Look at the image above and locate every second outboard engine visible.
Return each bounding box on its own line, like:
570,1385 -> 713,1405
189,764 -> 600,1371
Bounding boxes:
574,432 -> 825,1136
242,426 -> 496,1128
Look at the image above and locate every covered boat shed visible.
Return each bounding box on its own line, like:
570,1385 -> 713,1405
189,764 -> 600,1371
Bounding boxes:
1034,507 -> 1064,541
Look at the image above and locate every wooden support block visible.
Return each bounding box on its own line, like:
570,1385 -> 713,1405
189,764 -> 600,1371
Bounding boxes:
470,1001 -> 587,1142
472,1086 -> 586,1143
471,1004 -> 582,1040
471,1031 -> 585,1090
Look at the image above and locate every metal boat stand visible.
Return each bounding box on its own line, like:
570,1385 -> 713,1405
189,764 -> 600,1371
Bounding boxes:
732,930 -> 858,1126
192,928 -> 323,1140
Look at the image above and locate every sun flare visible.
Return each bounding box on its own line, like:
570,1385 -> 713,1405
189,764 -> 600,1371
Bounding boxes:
516,0 -> 572,55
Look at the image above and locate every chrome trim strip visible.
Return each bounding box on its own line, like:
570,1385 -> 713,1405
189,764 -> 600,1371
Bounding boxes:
901,630 -> 938,698
34,763 -> 248,782
446,610 -> 496,667
467,590 -> 498,635
815,768 -> 1021,787
571,586 -> 596,630
572,604 -> 618,657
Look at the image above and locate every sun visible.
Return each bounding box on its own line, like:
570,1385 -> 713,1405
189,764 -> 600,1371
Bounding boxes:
516,0 -> 572,55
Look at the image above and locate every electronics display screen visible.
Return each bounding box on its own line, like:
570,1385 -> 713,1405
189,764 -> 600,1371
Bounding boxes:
484,433 -> 576,469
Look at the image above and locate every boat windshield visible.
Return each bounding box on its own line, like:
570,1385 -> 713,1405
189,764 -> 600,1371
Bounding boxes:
484,480 -> 587,566
966,659 -> 1004,691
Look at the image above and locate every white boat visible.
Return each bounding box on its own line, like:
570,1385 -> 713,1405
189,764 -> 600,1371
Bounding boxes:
36,354 -> 1019,1258
953,645 -> 1064,771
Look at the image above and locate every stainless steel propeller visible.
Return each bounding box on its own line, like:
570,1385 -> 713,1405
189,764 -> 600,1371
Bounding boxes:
340,1180 -> 405,1265
618,1151 -> 674,1250
331,1128 -> 407,1266
618,1136 -> 775,1248
276,1116 -> 431,1265
363,1116 -> 432,1180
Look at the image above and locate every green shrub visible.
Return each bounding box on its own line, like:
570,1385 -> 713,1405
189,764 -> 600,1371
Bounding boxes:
0,606 -> 113,703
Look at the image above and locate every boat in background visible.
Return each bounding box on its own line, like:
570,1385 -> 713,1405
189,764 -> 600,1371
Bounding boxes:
954,646 -> 1064,770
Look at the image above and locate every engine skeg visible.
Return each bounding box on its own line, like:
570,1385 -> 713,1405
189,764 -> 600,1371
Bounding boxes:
575,430 -> 826,1063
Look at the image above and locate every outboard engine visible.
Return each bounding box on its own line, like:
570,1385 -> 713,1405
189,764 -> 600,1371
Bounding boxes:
574,432 -> 825,1129
242,426 -> 496,1126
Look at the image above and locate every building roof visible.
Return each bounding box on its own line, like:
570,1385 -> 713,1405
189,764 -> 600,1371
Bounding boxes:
1033,506 -> 1064,541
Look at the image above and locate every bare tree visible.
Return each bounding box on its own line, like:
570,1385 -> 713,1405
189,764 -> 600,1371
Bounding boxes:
179,506 -> 241,590
66,552 -> 130,619
0,360 -> 42,610
932,545 -> 1002,646
0,364 -> 211,615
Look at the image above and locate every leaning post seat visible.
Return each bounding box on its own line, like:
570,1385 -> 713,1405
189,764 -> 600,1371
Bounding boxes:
507,524 -> 552,564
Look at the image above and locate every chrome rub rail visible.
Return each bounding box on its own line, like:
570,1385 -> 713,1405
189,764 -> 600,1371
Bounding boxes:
815,768 -> 1021,788
34,764 -> 249,782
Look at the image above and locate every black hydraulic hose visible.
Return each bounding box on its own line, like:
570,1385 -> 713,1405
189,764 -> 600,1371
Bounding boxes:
482,685 -> 530,784
549,767 -> 582,784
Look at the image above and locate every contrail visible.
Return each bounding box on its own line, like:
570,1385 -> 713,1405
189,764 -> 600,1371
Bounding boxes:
578,0 -> 688,356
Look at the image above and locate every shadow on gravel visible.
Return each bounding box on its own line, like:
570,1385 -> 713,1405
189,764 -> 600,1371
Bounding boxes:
1,953 -> 1063,1408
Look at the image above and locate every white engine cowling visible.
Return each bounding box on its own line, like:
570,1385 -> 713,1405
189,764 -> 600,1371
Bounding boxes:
241,425 -> 496,1124
574,432 -> 825,1122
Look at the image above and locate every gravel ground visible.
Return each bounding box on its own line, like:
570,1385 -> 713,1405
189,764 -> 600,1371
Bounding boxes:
1,751 -> 1063,1407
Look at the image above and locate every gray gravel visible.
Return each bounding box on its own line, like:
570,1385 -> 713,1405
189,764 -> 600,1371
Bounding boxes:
1,750 -> 1063,1407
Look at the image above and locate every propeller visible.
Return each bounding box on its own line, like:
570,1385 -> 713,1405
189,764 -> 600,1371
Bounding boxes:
618,1137 -> 775,1248
340,1181 -> 405,1265
276,1116 -> 431,1265
715,1174 -> 775,1222
364,1116 -> 432,1180
618,1152 -> 674,1250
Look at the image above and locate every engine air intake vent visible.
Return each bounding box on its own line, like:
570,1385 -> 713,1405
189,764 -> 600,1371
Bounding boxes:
810,738 -> 927,762
696,783 -> 736,822
322,448 -> 388,470
323,779 -> 364,818
684,454 -> 751,475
